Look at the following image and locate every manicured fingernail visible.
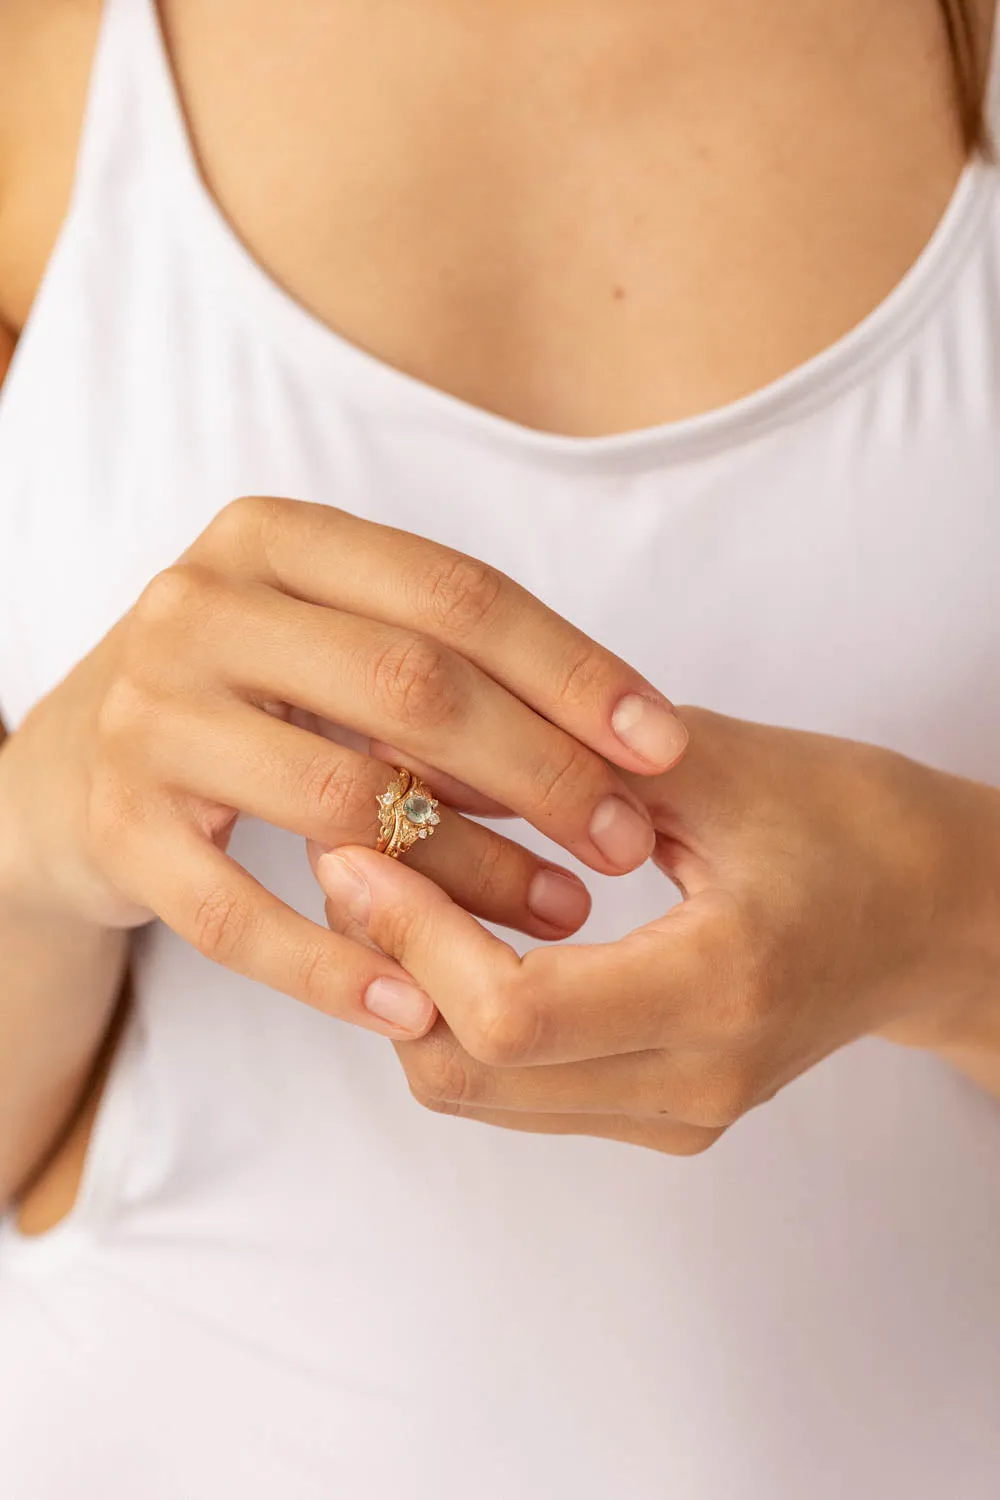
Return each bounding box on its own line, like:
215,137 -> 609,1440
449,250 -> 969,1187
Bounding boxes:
316,852 -> 370,923
527,868 -> 591,931
611,694 -> 688,767
364,977 -> 435,1035
589,796 -> 655,869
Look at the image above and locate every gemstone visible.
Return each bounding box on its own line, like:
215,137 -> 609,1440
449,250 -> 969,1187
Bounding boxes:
403,794 -> 435,825
380,792 -> 395,806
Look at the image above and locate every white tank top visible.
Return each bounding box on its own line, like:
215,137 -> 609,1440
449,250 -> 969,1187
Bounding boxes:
1,3 -> 999,1494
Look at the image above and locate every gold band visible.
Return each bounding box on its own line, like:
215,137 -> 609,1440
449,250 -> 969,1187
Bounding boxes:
376,768 -> 441,860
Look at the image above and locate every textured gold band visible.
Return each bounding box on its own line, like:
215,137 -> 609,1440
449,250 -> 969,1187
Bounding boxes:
375,768 -> 441,860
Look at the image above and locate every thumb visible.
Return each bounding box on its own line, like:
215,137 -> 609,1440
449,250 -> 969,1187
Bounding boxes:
314,845 -> 521,1050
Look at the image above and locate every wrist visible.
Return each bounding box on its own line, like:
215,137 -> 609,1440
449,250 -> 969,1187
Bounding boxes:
0,738 -> 104,931
882,768 -> 1000,1081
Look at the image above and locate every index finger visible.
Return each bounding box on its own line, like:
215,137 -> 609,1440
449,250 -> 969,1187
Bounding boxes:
201,497 -> 689,776
316,844 -> 700,1066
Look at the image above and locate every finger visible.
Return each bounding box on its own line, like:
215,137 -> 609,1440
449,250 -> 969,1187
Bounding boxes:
274,719 -> 511,817
623,706 -> 803,833
140,700 -> 591,939
411,1098 -> 722,1156
621,707 -> 808,899
315,844 -> 711,1065
394,1026 -> 713,1120
201,496 -> 689,774
368,740 -> 513,818
196,582 -> 658,874
140,826 -> 438,1039
315,845 -> 523,1058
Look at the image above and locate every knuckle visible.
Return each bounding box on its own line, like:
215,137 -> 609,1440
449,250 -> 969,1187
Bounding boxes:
405,1039 -> 485,1106
133,563 -> 215,629
244,494 -> 295,562
206,495 -> 255,549
553,641 -> 610,712
189,885 -> 249,964
684,1064 -> 757,1129
664,1125 -> 725,1158
206,493 -> 300,571
470,834 -> 514,906
369,634 -> 464,729
213,493 -> 285,546
295,752 -> 369,832
531,736 -> 597,818
462,980 -> 541,1068
410,1091 -> 462,1118
422,553 -> 504,637
97,674 -> 157,746
293,940 -> 338,1011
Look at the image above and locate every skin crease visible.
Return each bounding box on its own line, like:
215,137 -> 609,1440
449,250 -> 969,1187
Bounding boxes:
317,711 -> 1000,1153
0,0 -> 996,1226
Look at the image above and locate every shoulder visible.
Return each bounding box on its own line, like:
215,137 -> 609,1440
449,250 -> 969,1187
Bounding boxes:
0,0 -> 103,332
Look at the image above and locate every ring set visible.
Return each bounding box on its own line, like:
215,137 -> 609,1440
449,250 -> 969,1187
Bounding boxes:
375,768 -> 441,860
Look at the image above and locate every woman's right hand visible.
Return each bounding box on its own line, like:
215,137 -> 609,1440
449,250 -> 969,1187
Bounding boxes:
0,496 -> 687,1038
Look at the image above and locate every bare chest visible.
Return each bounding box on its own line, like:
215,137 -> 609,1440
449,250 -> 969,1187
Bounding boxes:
3,0 -> 973,435
158,0 -> 968,434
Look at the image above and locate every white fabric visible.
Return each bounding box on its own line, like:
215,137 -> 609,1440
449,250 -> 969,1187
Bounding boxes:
1,2 -> 999,1494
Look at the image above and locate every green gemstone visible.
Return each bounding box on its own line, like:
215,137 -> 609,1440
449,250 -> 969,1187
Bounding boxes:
403,794 -> 434,825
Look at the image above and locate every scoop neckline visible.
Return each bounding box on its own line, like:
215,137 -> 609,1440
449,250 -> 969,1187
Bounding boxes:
139,0 -> 998,471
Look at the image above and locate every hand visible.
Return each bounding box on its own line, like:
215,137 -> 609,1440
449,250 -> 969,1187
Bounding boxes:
0,496 -> 687,1040
317,708 -> 1000,1147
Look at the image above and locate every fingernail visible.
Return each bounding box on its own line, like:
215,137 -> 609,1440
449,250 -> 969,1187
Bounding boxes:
611,694 -> 688,767
364,977 -> 435,1035
589,796 -> 655,869
527,868 -> 591,931
316,852 -> 370,923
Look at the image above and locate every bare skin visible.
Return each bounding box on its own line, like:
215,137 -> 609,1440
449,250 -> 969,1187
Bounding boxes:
318,712 -> 1000,1153
0,0 -> 976,424
0,0 -> 995,1227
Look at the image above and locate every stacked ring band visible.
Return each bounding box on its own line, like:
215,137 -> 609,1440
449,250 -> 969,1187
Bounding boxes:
375,768 -> 442,860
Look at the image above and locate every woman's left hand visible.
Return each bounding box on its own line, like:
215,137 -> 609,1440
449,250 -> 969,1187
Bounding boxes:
316,709 -> 1000,1153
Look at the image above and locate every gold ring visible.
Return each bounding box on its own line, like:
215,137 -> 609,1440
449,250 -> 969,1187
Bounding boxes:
376,768 -> 441,860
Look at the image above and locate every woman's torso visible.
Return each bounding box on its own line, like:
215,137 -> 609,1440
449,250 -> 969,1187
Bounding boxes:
0,2 -> 999,1495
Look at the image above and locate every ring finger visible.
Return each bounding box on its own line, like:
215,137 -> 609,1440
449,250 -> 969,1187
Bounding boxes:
211,585 -> 657,875
139,698 -> 593,939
